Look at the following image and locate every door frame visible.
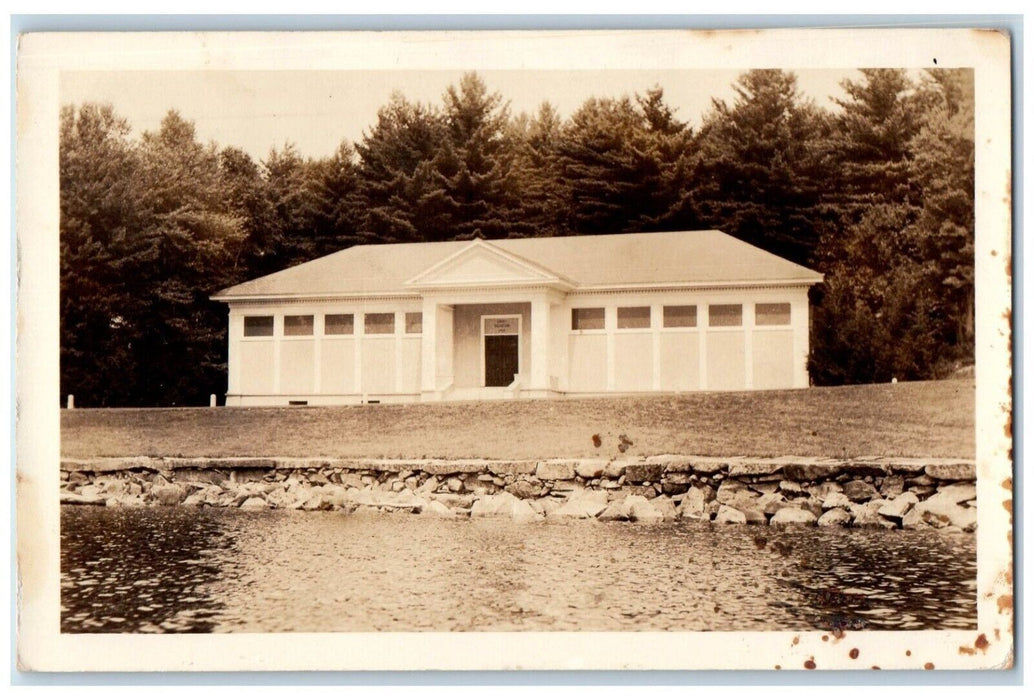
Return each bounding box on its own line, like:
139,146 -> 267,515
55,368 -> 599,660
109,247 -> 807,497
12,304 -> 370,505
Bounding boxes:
480,314 -> 522,388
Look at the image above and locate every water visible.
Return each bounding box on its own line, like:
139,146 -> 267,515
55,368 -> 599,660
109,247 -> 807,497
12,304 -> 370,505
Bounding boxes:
61,506 -> 977,633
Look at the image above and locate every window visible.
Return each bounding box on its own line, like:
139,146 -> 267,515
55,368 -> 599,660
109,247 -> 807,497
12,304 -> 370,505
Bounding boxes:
663,305 -> 697,328
405,312 -> 423,334
708,304 -> 742,327
365,312 -> 395,334
756,303 -> 791,326
617,306 -> 651,329
572,307 -> 605,331
284,315 -> 314,336
324,314 -> 354,335
243,315 -> 274,337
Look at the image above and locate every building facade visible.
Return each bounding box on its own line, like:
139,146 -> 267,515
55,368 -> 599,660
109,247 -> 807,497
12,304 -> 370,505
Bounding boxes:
212,231 -> 823,405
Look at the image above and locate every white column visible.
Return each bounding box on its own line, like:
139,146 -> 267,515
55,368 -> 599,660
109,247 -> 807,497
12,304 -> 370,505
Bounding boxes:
698,300 -> 708,390
354,310 -> 364,398
393,311 -> 404,394
272,314 -> 282,395
531,297 -> 552,391
227,310 -> 241,395
744,300 -> 754,390
313,313 -> 322,394
651,303 -> 662,391
421,297 -> 438,397
792,291 -> 810,388
605,306 -> 616,391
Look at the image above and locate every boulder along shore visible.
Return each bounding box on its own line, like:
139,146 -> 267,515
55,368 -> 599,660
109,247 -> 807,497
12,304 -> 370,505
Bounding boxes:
59,455 -> 977,531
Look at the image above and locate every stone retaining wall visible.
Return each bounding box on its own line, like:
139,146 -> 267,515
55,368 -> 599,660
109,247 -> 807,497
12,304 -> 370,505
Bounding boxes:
59,455 -> 977,531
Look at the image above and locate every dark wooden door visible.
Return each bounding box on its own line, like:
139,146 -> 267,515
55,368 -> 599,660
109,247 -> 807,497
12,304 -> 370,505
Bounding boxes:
484,335 -> 519,387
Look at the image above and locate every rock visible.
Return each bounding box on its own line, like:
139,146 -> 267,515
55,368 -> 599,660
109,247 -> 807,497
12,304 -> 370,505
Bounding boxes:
152,484 -> 187,506
486,461 -> 537,476
714,505 -> 747,524
301,495 -> 328,511
770,508 -> 817,526
849,502 -> 896,529
471,493 -> 543,522
758,492 -> 789,516
536,461 -> 576,481
716,479 -> 752,505
728,461 -> 784,478
59,490 -> 106,506
778,480 -> 808,498
625,463 -> 664,484
446,477 -> 463,492
597,501 -> 631,521
626,495 -> 664,523
603,461 -> 629,479
79,484 -> 101,499
628,484 -> 658,498
879,475 -> 905,499
662,472 -> 695,486
549,492 -> 609,520
420,500 -> 457,519
907,475 -> 936,487
817,508 -> 852,527
574,460 -> 607,479
599,478 -> 622,490
842,480 -> 879,503
677,486 -> 708,520
783,463 -> 839,481
914,495 -> 977,531
182,492 -> 206,507
925,463 -> 976,481
415,476 -> 439,494
877,492 -> 919,521
807,482 -> 843,501
931,483 -> 977,504
650,496 -> 678,522
901,508 -> 933,530
822,492 -> 853,510
239,497 -> 267,509
432,493 -> 476,509
506,481 -> 544,499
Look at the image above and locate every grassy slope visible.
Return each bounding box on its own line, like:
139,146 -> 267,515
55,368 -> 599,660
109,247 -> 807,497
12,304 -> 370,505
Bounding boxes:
61,378 -> 975,460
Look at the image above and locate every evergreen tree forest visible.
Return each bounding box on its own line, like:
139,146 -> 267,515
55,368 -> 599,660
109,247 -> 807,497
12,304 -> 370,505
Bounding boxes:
60,69 -> 975,406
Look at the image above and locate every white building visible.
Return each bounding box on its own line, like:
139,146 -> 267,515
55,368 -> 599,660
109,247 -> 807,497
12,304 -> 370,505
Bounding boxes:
212,230 -> 823,405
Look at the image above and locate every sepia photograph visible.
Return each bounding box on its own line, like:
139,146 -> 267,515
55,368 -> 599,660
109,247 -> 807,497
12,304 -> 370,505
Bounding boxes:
15,26 -> 1013,672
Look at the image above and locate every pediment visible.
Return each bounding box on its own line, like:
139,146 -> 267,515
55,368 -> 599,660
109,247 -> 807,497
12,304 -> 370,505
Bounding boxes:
405,240 -> 570,290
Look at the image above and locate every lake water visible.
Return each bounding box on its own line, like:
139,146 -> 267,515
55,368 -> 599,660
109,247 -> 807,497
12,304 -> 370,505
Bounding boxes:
61,506 -> 977,633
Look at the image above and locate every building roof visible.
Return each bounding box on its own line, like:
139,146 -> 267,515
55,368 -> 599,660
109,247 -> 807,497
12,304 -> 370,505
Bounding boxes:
212,230 -> 823,300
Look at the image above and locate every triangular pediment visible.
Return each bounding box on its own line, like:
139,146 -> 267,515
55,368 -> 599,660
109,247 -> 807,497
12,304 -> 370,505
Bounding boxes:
405,239 -> 571,290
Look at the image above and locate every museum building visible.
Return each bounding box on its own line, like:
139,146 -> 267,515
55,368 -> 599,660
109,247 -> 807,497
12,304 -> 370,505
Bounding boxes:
212,230 -> 823,405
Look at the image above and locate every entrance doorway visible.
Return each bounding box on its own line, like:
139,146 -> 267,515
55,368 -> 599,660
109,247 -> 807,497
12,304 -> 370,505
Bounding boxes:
482,315 -> 521,387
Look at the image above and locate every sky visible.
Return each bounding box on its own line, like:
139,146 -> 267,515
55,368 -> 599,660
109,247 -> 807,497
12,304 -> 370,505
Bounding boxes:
62,68 -> 863,162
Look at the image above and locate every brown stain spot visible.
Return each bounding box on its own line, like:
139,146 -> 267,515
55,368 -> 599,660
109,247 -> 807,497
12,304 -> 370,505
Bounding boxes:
871,666 -> 881,670
849,648 -> 859,659
804,658 -> 816,670
995,629 -> 1001,640
924,662 -> 935,670
591,434 -> 601,448
997,595 -> 1013,614
991,249 -> 998,256
822,635 -> 829,642
905,650 -> 912,656
791,635 -> 800,646
1002,477 -> 1012,490
959,646 -> 975,655
1003,499 -> 1012,515
975,633 -> 989,652
774,664 -> 781,670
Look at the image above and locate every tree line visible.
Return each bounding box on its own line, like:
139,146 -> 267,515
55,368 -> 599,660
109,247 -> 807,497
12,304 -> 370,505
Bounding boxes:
60,68 -> 974,406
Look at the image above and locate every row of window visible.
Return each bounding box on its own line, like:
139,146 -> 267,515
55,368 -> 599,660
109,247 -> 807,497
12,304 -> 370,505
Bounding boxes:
244,313 -> 423,338
571,303 -> 791,331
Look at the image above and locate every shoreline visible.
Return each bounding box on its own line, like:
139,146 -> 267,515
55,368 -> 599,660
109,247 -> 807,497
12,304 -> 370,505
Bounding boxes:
60,454 -> 977,530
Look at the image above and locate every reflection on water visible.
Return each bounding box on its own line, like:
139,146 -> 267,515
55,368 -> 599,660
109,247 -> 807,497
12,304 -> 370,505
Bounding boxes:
61,506 -> 976,633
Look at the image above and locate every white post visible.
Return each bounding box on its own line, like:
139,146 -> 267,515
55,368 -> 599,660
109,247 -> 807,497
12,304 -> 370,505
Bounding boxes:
210,394 -> 217,407
66,394 -> 74,410
531,297 -> 552,392
421,298 -> 438,398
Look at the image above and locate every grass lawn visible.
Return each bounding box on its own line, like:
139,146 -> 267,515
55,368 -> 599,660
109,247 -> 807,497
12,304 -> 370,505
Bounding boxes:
61,378 -> 975,460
